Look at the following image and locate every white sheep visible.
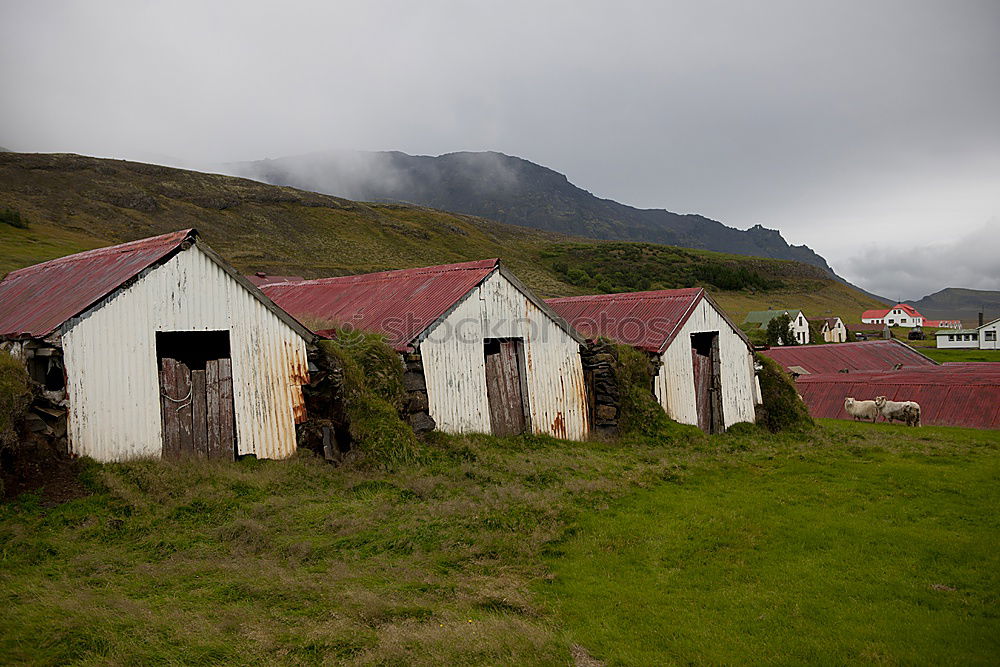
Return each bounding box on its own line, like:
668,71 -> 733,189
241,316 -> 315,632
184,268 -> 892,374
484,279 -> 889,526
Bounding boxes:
844,397 -> 878,422
874,396 -> 921,427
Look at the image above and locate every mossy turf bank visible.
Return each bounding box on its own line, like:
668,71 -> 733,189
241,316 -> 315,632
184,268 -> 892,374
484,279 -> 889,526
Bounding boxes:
2,420 -> 998,665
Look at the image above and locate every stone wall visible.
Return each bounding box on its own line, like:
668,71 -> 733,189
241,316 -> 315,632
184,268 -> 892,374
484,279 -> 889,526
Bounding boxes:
402,352 -> 436,434
579,340 -> 621,437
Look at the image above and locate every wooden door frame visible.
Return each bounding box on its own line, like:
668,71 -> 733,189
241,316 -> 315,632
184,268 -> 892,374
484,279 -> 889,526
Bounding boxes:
483,337 -> 531,435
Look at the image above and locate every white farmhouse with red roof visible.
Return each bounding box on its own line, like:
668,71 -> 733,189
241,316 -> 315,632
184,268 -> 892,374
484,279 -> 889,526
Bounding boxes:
862,303 -> 924,327
862,303 -> 962,329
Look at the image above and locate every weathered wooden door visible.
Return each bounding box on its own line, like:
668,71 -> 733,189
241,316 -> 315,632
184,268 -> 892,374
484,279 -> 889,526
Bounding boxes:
157,331 -> 235,459
691,332 -> 723,434
484,338 -> 529,436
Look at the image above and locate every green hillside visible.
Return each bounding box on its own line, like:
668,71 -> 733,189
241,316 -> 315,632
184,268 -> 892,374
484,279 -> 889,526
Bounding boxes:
0,152 -> 885,322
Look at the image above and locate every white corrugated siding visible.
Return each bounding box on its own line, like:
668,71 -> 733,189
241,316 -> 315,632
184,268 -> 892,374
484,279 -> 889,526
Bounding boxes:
655,298 -> 757,429
419,271 -> 589,440
61,245 -> 308,461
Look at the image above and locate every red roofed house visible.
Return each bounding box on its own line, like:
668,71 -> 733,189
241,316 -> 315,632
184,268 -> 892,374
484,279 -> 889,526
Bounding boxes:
263,259 -> 590,440
546,288 -> 759,434
0,230 -> 313,462
861,303 -> 924,327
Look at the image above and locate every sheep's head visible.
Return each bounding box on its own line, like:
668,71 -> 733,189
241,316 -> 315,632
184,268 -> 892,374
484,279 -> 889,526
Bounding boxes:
844,397 -> 855,408
874,396 -> 887,407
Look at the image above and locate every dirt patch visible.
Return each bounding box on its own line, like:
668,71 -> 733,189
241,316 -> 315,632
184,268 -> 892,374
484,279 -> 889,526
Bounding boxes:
571,644 -> 605,667
1,437 -> 89,505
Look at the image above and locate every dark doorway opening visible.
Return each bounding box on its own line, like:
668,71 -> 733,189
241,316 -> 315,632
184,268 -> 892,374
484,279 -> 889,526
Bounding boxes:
156,330 -> 236,460
691,332 -> 724,434
484,338 -> 529,436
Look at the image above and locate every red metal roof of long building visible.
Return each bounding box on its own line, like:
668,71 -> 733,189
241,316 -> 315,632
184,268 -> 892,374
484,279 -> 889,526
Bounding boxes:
0,229 -> 195,339
795,363 -> 1000,429
760,339 -> 937,375
262,259 -> 499,351
546,288 -> 708,353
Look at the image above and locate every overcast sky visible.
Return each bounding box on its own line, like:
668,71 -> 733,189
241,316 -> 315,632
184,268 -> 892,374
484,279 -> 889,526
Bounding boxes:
2,0 -> 998,300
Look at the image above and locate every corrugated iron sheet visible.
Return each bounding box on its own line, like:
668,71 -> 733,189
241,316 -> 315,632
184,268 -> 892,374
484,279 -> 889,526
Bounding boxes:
419,270 -> 590,440
796,363 -> 1000,429
0,229 -> 194,339
61,243 -> 310,461
262,259 -> 499,351
546,288 -> 704,352
760,340 -> 936,375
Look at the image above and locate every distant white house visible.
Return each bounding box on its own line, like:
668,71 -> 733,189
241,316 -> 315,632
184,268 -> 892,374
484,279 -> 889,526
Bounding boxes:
935,316 -> 1000,350
744,309 -> 810,345
935,329 -> 979,349
809,316 -> 847,343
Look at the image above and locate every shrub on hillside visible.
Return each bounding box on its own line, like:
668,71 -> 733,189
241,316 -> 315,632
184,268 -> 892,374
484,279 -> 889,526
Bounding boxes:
0,208 -> 28,229
320,331 -> 421,466
755,354 -> 813,432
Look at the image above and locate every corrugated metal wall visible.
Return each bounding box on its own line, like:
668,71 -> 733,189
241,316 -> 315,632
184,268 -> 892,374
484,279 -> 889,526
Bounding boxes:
656,298 -> 757,428
61,245 -> 308,461
419,271 -> 589,440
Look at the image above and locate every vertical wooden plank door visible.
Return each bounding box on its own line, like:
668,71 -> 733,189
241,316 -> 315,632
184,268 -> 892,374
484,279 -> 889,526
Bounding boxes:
157,331 -> 235,460
691,332 -> 722,434
691,348 -> 712,433
484,339 -> 528,436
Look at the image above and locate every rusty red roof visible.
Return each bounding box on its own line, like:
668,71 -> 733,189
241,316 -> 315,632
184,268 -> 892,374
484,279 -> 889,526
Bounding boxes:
262,259 -> 499,351
546,288 -> 714,353
760,339 -> 936,375
795,363 -> 1000,429
0,229 -> 195,339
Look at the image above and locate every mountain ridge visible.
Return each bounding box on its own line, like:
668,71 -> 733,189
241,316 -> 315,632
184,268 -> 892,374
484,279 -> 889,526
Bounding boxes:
0,151 -> 887,322
905,288 -> 1000,324
225,150 -> 859,282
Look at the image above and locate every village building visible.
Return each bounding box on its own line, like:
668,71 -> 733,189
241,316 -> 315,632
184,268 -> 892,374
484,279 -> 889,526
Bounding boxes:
979,317 -> 1000,350
743,309 -> 810,345
935,329 -> 980,349
546,288 -> 759,434
935,315 -> 1000,350
808,316 -> 848,343
862,303 -> 924,327
0,229 -> 313,462
861,303 -> 961,329
924,318 -> 962,329
263,259 -> 590,440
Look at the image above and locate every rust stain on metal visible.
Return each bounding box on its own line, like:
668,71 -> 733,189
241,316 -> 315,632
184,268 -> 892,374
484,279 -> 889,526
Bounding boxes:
550,411 -> 566,439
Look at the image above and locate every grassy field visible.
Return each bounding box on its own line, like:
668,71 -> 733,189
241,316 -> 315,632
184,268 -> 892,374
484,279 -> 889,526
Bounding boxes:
2,421 -> 998,665
920,348 -> 1000,363
542,420 -> 1000,664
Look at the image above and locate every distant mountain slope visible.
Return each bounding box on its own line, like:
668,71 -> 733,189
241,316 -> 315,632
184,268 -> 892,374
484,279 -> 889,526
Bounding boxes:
226,150 -> 848,275
906,288 -> 1000,325
0,152 -> 887,322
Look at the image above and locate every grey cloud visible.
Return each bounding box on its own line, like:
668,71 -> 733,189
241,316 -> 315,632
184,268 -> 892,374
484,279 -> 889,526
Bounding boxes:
1,0 -> 998,299
843,222 -> 1000,301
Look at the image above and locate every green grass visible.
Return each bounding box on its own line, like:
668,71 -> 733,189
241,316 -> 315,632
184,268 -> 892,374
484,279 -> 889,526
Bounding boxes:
2,422 -> 999,664
921,347 -> 1000,363
541,420 -> 1000,665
